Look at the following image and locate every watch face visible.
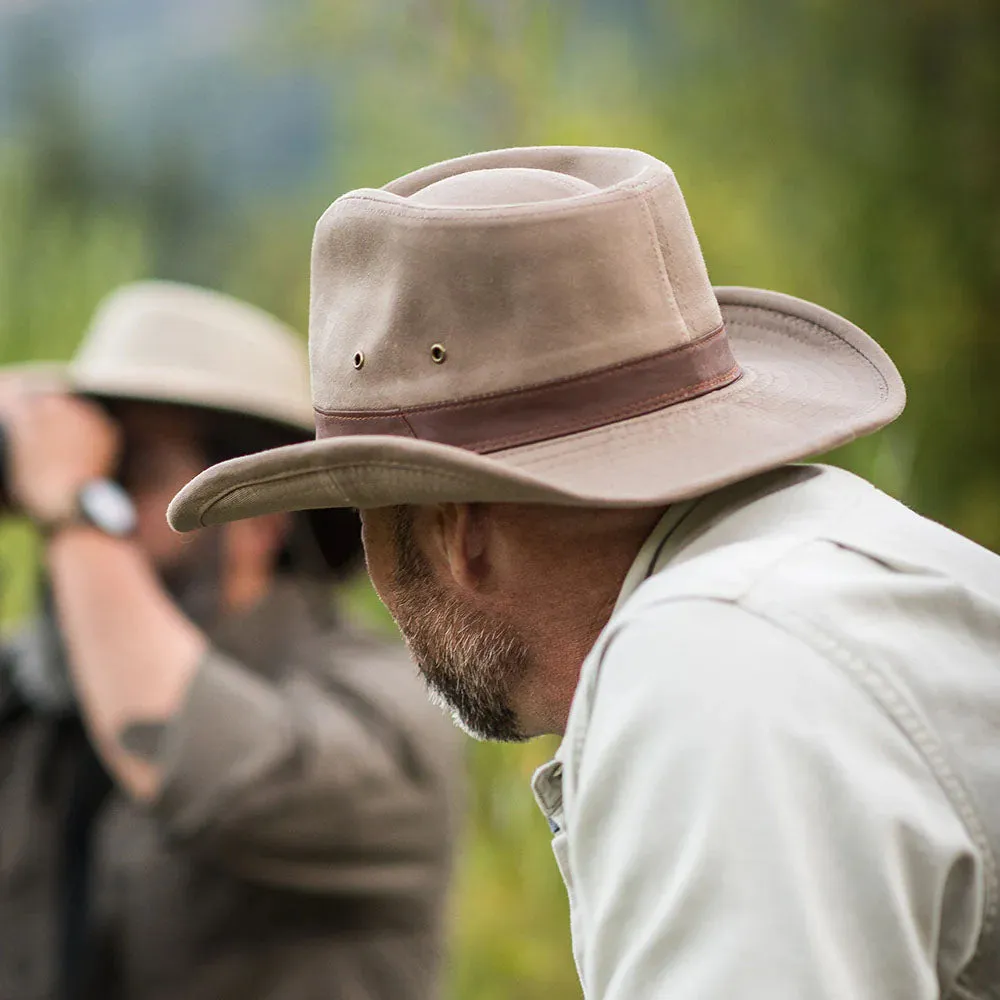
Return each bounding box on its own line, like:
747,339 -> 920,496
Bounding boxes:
79,479 -> 138,538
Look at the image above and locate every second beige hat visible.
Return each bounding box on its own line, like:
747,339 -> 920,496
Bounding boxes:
66,281 -> 314,433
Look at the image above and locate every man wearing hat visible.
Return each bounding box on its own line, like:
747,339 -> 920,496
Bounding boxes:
0,282 -> 460,1000
171,148 -> 1000,998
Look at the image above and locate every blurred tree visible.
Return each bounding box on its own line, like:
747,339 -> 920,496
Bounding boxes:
650,0 -> 1000,549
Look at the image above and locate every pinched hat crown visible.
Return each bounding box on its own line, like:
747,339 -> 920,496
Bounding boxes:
309,147 -> 740,453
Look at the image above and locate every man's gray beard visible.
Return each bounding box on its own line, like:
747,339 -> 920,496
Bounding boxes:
390,509 -> 533,743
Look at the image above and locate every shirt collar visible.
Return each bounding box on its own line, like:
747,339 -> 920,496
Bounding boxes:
534,465 -> 831,829
611,497 -> 704,615
613,465 -> 828,615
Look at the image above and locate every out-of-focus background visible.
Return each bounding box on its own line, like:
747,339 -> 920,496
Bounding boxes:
0,2 -> 997,996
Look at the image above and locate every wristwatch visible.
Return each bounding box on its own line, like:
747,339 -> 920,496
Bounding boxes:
46,479 -> 138,539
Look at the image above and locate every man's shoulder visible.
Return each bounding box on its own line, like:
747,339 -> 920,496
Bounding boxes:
622,462 -> 998,623
300,614 -> 420,702
566,463 -> 1000,789
300,615 -> 461,755
565,465 -> 990,762
306,613 -> 412,673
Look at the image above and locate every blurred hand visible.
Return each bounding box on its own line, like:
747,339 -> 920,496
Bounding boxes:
0,389 -> 120,525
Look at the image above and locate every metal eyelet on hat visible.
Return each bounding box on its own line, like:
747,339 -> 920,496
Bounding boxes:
353,351 -> 365,370
430,343 -> 447,364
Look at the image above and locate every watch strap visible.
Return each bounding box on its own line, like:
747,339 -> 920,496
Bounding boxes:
40,480 -> 137,540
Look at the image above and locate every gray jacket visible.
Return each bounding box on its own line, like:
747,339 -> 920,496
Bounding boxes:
0,580 -> 462,1000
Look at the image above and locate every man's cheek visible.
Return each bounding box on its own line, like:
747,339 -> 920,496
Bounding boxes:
360,517 -> 395,606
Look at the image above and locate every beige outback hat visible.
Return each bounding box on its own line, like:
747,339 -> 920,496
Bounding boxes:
2,281 -> 312,434
168,146 -> 904,531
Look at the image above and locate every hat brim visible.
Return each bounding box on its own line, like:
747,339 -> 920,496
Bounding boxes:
0,364 -> 315,437
0,361 -> 72,393
168,286 -> 905,531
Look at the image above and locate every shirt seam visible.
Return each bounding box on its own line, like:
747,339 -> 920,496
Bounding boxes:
731,534 -> 997,959
730,595 -> 995,977
760,603 -> 997,989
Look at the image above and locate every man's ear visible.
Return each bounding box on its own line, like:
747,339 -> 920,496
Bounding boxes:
436,502 -> 490,593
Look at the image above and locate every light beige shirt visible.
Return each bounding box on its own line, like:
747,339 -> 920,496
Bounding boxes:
533,464 -> 1000,1000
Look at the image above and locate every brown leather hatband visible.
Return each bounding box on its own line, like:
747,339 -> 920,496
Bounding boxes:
314,325 -> 742,454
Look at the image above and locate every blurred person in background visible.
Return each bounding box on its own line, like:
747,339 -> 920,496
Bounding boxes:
0,282 -> 461,1000
171,147 -> 1000,1000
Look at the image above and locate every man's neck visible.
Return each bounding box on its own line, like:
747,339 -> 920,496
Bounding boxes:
514,506 -> 666,736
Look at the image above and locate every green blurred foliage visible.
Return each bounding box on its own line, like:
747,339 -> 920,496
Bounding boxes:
1,2 -> 997,997
0,143 -> 150,627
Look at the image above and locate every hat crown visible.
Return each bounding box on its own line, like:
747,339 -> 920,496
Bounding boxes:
72,281 -> 313,432
309,146 -> 724,421
409,166 -> 599,207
